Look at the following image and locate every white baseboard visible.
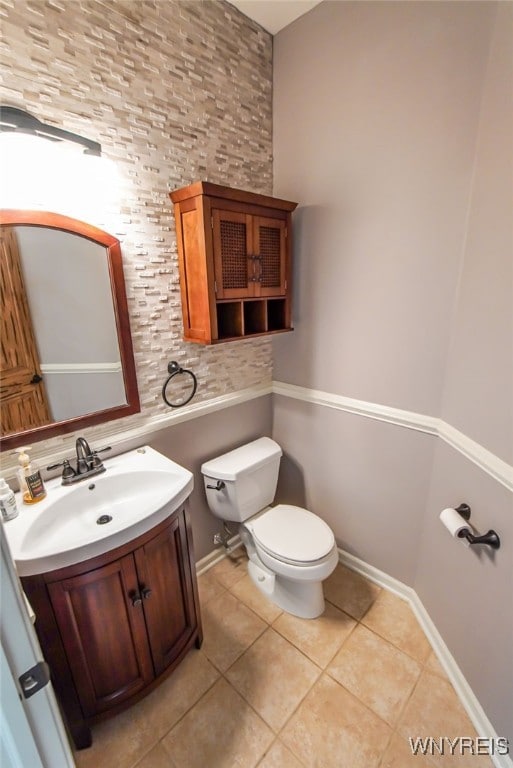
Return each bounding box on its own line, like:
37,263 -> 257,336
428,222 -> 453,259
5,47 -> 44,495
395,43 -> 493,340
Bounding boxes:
337,548 -> 512,768
195,534 -> 243,577
196,542 -> 511,768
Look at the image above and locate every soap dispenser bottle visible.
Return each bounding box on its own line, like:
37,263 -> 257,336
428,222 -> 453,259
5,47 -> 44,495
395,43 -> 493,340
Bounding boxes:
0,478 -> 18,521
15,447 -> 47,504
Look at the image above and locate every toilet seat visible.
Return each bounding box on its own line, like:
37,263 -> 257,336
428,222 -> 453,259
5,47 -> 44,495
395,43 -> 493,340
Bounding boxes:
246,504 -> 335,565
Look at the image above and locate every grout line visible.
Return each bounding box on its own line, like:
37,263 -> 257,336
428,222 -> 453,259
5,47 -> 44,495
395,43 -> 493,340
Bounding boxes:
204,565 -> 325,755
196,548 -> 509,768
218,575 -> 395,764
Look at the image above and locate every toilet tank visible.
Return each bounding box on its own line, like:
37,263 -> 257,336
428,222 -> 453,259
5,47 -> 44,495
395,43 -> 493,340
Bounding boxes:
201,437 -> 282,523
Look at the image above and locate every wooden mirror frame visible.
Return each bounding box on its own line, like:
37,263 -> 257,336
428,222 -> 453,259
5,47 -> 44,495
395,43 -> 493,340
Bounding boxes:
0,210 -> 140,451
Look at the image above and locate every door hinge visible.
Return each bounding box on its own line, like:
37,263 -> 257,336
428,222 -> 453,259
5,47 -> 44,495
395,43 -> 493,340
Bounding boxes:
19,661 -> 50,699
214,280 -> 217,294
211,216 -> 214,229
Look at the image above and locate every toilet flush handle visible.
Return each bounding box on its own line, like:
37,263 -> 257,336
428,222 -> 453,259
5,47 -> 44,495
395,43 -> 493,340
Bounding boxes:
206,480 -> 225,491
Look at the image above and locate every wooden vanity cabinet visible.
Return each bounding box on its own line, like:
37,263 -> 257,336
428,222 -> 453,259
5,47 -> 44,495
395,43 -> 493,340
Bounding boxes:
22,504 -> 202,750
170,181 -> 297,343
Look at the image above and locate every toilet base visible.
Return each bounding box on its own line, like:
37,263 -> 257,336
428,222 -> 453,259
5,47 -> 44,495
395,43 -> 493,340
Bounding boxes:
248,558 -> 325,619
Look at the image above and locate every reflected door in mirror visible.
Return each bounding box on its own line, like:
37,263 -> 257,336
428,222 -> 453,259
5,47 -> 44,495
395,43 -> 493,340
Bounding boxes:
0,226 -> 52,434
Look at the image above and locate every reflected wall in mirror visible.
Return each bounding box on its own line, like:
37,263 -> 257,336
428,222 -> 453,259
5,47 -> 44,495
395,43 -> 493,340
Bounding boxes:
0,210 -> 140,450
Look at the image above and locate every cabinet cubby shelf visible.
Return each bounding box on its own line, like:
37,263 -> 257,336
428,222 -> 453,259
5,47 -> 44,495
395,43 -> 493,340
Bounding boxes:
216,298 -> 290,341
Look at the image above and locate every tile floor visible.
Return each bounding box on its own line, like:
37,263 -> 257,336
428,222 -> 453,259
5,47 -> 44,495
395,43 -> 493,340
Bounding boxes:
74,551 -> 493,768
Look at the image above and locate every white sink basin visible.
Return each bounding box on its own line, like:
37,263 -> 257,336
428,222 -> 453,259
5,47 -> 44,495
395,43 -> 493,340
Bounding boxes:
4,446 -> 193,576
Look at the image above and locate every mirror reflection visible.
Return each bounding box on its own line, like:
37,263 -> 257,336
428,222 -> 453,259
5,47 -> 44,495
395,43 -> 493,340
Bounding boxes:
0,211 -> 140,449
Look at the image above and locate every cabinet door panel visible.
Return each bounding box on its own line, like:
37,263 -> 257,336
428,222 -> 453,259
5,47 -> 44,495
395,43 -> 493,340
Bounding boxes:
213,209 -> 254,299
253,216 -> 287,297
135,511 -> 197,676
47,555 -> 153,717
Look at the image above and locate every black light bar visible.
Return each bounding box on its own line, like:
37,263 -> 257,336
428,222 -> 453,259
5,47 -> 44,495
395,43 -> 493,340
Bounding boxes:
0,106 -> 101,157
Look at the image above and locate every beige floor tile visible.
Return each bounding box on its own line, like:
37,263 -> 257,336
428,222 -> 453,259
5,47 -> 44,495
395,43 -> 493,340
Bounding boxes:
257,739 -> 305,768
136,649 -> 220,737
133,741 -> 176,768
197,568 -> 227,605
201,590 -> 267,671
361,589 -> 432,663
380,732 -> 434,768
226,627 -> 320,731
281,674 -> 392,768
425,650 -> 448,678
273,600 -> 356,668
324,564 -> 381,619
327,623 -> 421,727
73,711 -> 153,768
162,678 -> 273,768
207,548 -> 248,589
73,649 -> 218,768
230,573 -> 283,623
398,671 -> 494,767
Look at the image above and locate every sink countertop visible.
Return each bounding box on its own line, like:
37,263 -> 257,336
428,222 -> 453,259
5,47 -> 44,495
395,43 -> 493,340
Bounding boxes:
4,446 -> 194,577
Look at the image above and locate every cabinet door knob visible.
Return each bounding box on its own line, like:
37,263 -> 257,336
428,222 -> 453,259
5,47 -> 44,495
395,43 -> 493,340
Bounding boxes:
130,591 -> 142,607
141,587 -> 152,600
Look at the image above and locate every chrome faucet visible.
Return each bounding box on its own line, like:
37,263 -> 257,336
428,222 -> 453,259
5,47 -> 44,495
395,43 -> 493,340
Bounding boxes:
47,439 -> 111,485
76,437 -> 94,474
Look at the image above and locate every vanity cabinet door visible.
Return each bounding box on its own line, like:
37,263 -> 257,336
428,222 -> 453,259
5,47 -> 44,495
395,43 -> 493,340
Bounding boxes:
47,553 -> 154,718
135,509 -> 198,676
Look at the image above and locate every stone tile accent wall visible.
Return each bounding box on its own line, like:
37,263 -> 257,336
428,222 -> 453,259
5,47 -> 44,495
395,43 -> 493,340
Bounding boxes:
0,0 -> 274,455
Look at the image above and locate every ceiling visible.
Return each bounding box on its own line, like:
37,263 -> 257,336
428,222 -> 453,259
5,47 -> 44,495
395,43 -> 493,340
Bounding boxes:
226,0 -> 322,35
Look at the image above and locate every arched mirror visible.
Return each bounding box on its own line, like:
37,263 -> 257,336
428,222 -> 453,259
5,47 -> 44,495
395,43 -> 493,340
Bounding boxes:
0,210 -> 140,450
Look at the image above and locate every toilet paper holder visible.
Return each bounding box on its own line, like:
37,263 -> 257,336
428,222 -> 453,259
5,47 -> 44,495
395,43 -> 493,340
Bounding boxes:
454,504 -> 501,550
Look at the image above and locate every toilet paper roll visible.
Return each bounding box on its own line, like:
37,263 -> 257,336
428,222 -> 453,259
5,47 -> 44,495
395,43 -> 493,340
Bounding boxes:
439,507 -> 471,539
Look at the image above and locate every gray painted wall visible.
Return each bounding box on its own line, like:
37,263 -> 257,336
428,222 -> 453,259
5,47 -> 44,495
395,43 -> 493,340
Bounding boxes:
17,228 -> 119,365
273,0 -> 512,744
415,441 -> 513,746
273,0 -> 495,415
273,394 -> 436,586
438,2 -> 513,465
16,226 -> 125,421
415,4 -> 513,742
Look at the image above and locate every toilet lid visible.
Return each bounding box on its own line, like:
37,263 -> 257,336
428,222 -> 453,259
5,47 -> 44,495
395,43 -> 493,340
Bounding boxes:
249,504 -> 335,563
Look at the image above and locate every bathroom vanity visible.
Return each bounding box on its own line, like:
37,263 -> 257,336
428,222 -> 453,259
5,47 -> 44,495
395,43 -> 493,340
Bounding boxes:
22,505 -> 201,749
5,446 -> 202,750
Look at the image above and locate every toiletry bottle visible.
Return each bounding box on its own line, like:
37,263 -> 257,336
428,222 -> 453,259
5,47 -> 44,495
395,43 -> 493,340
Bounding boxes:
15,447 -> 47,504
0,478 -> 18,521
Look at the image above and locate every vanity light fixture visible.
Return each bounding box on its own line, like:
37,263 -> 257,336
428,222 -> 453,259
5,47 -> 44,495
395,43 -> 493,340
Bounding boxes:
0,106 -> 101,157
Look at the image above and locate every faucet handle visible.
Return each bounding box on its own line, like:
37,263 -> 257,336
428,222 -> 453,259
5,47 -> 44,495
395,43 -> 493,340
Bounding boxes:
89,446 -> 111,469
47,459 -> 77,482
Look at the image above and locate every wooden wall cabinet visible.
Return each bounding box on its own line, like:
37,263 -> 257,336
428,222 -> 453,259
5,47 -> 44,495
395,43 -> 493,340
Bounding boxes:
22,504 -> 202,750
170,182 -> 297,344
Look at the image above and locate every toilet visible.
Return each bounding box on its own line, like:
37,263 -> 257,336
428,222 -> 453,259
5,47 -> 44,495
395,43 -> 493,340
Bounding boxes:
201,437 -> 338,619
